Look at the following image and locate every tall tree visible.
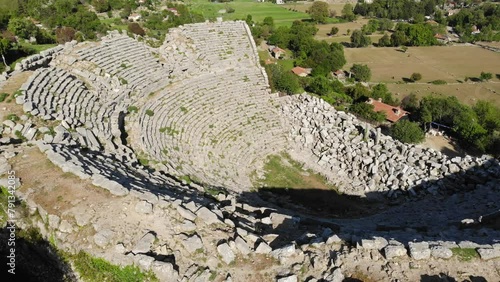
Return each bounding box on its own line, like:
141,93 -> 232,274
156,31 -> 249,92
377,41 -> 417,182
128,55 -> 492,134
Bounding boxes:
391,120 -> 425,144
342,3 -> 356,22
308,1 -> 329,24
350,29 -> 371,47
350,64 -> 371,82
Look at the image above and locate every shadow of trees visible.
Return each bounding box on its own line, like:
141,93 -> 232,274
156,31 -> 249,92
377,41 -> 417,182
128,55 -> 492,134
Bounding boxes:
420,273 -> 487,282
0,226 -> 76,281
236,158 -> 500,248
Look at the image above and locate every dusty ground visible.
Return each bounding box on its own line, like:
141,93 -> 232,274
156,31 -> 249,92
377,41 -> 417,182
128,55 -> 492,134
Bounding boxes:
344,45 -> 500,83
420,135 -> 465,158
344,45 -> 500,107
314,19 -> 386,44
0,71 -> 32,121
386,81 -> 500,107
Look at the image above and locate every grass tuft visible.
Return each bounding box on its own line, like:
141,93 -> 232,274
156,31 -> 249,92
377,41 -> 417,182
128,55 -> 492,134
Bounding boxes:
71,251 -> 158,282
451,248 -> 479,262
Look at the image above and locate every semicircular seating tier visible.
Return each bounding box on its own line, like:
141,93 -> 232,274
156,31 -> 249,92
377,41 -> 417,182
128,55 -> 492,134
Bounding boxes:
17,31 -> 172,159
130,21 -> 289,190
131,70 -> 287,189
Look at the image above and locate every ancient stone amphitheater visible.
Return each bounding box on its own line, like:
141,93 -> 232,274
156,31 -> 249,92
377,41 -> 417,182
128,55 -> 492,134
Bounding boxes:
1,21 -> 499,281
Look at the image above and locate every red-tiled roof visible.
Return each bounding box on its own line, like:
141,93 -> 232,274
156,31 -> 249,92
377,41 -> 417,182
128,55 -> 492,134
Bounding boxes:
333,69 -> 344,76
292,67 -> 307,75
434,33 -> 447,40
368,98 -> 409,123
272,47 -> 285,53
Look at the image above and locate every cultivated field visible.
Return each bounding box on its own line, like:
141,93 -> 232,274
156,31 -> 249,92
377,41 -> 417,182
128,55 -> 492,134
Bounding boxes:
344,45 -> 500,106
189,0 -> 310,26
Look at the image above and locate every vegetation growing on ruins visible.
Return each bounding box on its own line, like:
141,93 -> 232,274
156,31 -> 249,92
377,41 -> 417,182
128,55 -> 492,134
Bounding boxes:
254,153 -> 335,190
451,248 -> 480,262
0,92 -> 8,102
70,250 -> 158,282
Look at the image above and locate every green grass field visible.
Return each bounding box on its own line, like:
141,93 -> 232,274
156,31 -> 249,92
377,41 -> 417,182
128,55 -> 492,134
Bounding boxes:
187,0 -> 311,26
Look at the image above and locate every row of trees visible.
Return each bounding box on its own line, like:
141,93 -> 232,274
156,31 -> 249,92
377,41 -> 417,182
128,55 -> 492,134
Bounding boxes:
307,2 -> 357,23
354,0 -> 442,21
351,22 -> 438,48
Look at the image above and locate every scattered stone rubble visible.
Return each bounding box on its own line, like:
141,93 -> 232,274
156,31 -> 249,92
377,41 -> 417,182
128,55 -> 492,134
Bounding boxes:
281,94 -> 499,197
1,20 -> 499,281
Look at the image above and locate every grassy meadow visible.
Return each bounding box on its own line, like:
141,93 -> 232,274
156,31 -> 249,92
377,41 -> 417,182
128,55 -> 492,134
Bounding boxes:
187,0 -> 311,26
344,46 -> 500,107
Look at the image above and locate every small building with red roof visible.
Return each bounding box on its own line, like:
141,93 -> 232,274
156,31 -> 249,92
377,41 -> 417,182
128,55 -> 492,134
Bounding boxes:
291,66 -> 312,77
368,98 -> 409,123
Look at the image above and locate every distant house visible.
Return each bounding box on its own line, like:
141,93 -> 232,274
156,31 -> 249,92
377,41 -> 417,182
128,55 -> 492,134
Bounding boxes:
128,13 -> 142,22
291,66 -> 312,77
275,0 -> 285,4
271,47 -> 285,59
332,69 -> 345,79
434,33 -> 448,43
367,98 -> 409,123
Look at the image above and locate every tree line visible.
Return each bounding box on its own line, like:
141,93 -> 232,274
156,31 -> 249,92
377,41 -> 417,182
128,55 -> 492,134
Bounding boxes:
354,0 -> 442,21
447,3 -> 500,42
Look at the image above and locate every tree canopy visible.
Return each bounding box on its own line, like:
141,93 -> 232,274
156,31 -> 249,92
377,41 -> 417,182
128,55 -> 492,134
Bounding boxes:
342,4 -> 356,22
308,1 -> 329,24
350,29 -> 371,47
350,64 -> 371,82
391,120 -> 425,144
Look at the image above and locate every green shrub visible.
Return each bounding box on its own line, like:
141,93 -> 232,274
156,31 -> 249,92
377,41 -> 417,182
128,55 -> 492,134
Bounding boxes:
127,106 -> 138,113
5,114 -> 20,121
145,109 -> 154,116
0,93 -> 9,102
71,250 -> 158,282
429,80 -> 446,85
410,72 -> 422,82
390,120 -> 425,144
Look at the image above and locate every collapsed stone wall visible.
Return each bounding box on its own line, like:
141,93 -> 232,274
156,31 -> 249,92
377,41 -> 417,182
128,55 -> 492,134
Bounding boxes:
13,44 -> 65,72
281,94 -> 497,197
